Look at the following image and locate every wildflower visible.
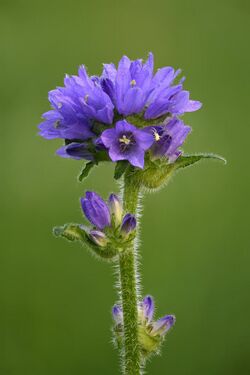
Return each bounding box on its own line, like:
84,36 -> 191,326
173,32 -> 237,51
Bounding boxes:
101,120 -> 154,168
101,53 -> 154,115
146,117 -> 191,163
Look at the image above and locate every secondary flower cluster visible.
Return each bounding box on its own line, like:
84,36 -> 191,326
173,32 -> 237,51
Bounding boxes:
39,53 -> 201,169
112,295 -> 175,355
81,191 -> 136,247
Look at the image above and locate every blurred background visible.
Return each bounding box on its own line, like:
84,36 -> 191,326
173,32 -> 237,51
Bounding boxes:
1,0 -> 249,374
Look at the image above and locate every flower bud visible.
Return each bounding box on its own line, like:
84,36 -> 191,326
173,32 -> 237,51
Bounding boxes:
112,304 -> 123,325
142,295 -> 154,322
120,214 -> 136,236
89,230 -> 108,247
151,315 -> 176,336
108,194 -> 123,226
81,191 -> 111,230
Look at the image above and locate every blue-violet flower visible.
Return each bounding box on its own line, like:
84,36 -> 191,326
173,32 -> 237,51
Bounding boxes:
101,120 -> 154,168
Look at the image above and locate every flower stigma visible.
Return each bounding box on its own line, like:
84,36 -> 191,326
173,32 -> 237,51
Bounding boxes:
119,134 -> 131,145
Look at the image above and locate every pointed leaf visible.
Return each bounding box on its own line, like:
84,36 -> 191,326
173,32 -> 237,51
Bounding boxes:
174,153 -> 226,170
78,161 -> 95,182
53,224 -> 87,242
114,161 -> 129,180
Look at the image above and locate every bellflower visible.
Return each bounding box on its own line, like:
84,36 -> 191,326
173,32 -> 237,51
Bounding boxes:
101,53 -> 154,115
81,191 -> 111,230
145,117 -> 191,163
43,53 -> 223,375
101,120 -> 154,168
39,65 -> 114,140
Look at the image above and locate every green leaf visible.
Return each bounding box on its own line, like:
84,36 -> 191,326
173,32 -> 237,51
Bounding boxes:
114,161 -> 129,180
53,224 -> 87,242
175,153 -> 226,170
78,161 -> 95,182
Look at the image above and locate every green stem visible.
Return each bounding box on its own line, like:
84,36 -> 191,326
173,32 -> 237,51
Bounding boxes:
118,174 -> 142,374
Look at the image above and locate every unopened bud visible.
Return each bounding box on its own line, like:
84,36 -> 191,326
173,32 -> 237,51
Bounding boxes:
151,315 -> 176,336
89,230 -> 108,247
108,194 -> 123,226
120,214 -> 136,236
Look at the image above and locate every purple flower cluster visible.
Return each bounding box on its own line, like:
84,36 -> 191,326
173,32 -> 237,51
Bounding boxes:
39,53 -> 201,168
80,191 -> 136,246
113,295 -> 175,337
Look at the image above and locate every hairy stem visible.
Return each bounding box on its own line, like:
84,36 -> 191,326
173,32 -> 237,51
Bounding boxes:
118,174 -> 142,374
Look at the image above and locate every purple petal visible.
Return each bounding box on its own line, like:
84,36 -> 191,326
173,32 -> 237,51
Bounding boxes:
122,87 -> 145,115
56,142 -> 94,161
134,129 -> 154,150
128,148 -> 145,169
81,191 -> 111,230
184,100 -> 202,112
101,128 -> 117,148
120,214 -> 136,235
151,315 -> 176,336
142,295 -> 154,322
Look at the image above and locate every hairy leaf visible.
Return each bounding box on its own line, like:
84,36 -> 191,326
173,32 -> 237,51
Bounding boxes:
78,161 -> 95,182
175,153 -> 226,170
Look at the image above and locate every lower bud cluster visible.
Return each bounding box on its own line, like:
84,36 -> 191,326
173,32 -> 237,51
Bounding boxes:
112,295 -> 175,358
80,191 -> 136,259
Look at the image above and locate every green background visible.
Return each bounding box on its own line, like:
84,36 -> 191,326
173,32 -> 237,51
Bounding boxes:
1,0 -> 249,374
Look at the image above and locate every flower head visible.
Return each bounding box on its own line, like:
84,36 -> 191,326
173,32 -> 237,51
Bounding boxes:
81,191 -> 111,230
101,120 -> 154,168
101,52 -> 201,118
39,66 -> 114,141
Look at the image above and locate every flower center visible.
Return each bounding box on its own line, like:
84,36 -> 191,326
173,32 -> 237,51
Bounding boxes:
130,79 -> 136,87
119,135 -> 131,145
119,133 -> 135,151
153,130 -> 161,142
